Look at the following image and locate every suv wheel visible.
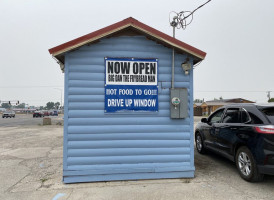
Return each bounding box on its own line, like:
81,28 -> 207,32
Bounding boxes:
195,132 -> 206,154
236,146 -> 264,182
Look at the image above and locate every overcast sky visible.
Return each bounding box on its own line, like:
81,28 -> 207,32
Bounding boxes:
0,0 -> 274,106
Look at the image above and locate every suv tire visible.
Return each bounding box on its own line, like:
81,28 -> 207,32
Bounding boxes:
195,132 -> 206,154
236,146 -> 264,182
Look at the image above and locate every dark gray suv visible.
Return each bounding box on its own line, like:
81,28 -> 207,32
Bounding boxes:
195,103 -> 274,182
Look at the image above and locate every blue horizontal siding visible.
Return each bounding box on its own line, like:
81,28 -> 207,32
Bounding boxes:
64,35 -> 195,183
68,109 -> 169,118
67,162 -> 191,171
68,81 -> 103,88
64,165 -> 193,176
68,117 -> 189,126
69,65 -> 103,73
69,50 -> 172,59
67,155 -> 191,165
68,125 -> 190,134
67,133 -> 190,141
67,147 -> 190,157
64,171 -> 194,183
67,140 -> 190,149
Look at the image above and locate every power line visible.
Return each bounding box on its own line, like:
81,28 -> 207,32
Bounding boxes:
170,0 -> 212,30
0,85 -> 63,89
195,90 -> 274,93
183,0 -> 212,20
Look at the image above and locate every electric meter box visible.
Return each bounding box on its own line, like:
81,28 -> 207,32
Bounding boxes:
170,88 -> 188,119
49,17 -> 206,183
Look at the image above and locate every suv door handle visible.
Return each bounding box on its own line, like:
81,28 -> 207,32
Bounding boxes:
230,127 -> 238,130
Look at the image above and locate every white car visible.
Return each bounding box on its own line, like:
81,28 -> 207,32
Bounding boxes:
2,111 -> 15,118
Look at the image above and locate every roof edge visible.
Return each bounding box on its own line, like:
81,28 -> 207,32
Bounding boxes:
49,17 -> 206,60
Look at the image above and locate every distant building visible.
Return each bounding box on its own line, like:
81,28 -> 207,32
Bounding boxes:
194,98 -> 254,116
193,103 -> 203,116
13,108 -> 37,113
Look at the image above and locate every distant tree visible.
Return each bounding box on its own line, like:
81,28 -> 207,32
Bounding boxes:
54,102 -> 60,109
1,103 -> 11,109
194,99 -> 203,103
39,106 -> 44,110
46,102 -> 55,110
268,98 -> 274,103
15,103 -> 25,109
213,97 -> 223,101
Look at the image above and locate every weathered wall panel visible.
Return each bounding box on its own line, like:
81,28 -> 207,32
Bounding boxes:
63,35 -> 194,183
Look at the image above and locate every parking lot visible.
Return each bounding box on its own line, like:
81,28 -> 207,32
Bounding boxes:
0,114 -> 63,127
0,116 -> 273,200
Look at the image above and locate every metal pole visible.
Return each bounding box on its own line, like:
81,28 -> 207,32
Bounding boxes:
267,91 -> 270,100
172,26 -> 175,89
61,90 -> 63,108
54,88 -> 63,109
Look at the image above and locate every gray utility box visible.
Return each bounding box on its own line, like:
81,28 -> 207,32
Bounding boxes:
170,88 -> 188,119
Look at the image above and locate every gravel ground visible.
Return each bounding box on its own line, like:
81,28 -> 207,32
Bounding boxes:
0,114 -> 63,127
0,116 -> 273,200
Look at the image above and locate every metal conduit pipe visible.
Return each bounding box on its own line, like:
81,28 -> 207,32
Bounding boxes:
170,17 -> 178,89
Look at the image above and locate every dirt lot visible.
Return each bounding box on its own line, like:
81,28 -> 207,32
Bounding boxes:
0,117 -> 273,200
0,114 -> 63,127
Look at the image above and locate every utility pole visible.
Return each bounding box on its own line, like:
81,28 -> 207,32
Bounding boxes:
0,100 -> 19,106
54,88 -> 63,109
267,91 -> 271,101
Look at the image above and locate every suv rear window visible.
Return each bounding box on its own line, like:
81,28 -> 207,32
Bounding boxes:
259,107 -> 274,124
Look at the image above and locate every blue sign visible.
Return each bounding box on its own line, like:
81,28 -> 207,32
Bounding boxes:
105,58 -> 158,113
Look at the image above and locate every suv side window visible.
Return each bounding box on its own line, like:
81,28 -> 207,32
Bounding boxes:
208,109 -> 225,123
241,108 -> 251,123
222,108 -> 241,123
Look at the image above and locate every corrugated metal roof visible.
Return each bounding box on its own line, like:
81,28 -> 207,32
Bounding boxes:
49,17 -> 206,66
206,98 -> 255,104
193,103 -> 202,107
201,101 -> 230,107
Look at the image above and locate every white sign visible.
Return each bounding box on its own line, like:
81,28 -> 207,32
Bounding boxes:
105,59 -> 157,85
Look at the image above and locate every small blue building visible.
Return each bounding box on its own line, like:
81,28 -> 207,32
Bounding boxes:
49,17 -> 206,183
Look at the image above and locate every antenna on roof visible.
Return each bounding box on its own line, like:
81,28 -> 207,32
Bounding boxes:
169,0 -> 212,32
169,0 -> 212,82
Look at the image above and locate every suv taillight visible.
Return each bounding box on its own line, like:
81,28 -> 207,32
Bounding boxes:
255,125 -> 274,134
